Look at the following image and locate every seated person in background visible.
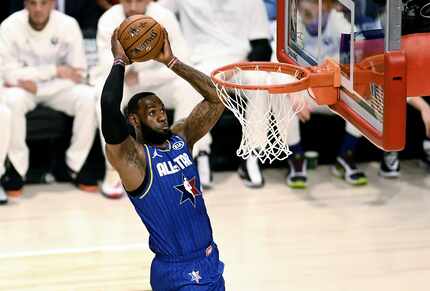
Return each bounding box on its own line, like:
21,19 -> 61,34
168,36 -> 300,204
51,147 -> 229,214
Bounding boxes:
159,0 -> 273,188
92,0 -> 213,198
0,85 -> 12,204
290,0 -> 369,186
0,0 -> 98,196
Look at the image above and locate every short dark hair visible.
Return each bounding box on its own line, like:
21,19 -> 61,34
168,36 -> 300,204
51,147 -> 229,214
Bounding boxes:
125,92 -> 156,116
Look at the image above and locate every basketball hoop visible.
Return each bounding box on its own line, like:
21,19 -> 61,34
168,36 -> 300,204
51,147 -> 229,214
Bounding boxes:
211,61 -> 339,163
210,62 -> 306,163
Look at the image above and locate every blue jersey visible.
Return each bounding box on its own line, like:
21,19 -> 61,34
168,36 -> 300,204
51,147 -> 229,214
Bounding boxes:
127,135 -> 213,256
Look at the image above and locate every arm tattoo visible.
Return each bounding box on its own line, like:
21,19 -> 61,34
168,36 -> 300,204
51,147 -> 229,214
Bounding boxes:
170,60 -> 224,146
171,60 -> 220,104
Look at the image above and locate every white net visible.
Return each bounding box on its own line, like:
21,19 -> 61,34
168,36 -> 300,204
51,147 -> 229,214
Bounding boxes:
212,64 -> 307,164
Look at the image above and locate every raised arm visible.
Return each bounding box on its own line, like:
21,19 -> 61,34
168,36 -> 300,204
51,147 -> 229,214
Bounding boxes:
155,31 -> 224,148
101,30 -> 146,192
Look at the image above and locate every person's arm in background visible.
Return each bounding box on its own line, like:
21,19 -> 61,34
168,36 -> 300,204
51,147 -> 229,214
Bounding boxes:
247,0 -> 272,61
408,97 -> 430,138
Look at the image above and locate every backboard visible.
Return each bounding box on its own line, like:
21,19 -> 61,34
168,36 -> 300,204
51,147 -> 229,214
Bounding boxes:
277,0 -> 406,151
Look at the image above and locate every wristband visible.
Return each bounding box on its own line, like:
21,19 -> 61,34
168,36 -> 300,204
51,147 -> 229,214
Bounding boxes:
167,57 -> 178,69
113,58 -> 126,67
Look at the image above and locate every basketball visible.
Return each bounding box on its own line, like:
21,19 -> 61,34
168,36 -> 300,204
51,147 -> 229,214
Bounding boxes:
118,15 -> 165,62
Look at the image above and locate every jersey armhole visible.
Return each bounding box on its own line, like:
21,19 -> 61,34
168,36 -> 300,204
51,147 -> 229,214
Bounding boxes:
126,145 -> 154,198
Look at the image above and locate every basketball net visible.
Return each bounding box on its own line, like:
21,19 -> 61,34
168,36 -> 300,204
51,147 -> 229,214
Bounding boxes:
211,63 -> 308,164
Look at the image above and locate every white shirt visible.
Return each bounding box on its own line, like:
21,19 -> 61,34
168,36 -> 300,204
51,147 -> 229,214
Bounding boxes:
0,9 -> 87,95
159,0 -> 271,64
93,3 -> 189,87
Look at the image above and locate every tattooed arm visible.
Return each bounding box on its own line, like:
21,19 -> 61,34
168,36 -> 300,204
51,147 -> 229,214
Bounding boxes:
155,31 -> 224,148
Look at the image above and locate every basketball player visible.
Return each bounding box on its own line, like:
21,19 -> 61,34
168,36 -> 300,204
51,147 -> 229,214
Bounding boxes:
93,0 -> 214,199
0,0 -> 97,195
101,29 -> 225,290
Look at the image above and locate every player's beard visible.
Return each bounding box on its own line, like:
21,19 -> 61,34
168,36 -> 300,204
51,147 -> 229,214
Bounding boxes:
140,121 -> 172,145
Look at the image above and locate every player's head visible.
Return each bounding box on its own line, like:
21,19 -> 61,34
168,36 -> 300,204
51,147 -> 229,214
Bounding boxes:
120,0 -> 152,18
298,0 -> 332,36
25,0 -> 54,31
126,92 -> 172,145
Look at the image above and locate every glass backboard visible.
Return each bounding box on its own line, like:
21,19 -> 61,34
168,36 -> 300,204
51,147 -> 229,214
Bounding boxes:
277,0 -> 407,151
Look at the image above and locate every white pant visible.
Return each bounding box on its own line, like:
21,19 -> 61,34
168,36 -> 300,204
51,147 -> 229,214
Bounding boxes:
3,85 -> 97,176
0,104 -> 11,177
96,75 -> 212,162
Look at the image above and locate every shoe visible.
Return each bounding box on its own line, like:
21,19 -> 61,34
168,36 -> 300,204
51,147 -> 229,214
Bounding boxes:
54,160 -> 98,193
0,187 -> 8,205
1,161 -> 24,197
196,151 -> 213,189
420,140 -> 430,172
332,152 -> 368,186
286,153 -> 307,189
67,168 -> 98,193
101,168 -> 125,199
238,155 -> 264,188
379,152 -> 400,178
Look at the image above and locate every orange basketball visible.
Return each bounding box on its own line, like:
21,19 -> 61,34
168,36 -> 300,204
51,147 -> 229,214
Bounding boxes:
118,15 -> 165,62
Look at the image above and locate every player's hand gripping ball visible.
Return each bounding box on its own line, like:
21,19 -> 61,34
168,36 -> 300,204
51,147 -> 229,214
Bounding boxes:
118,15 -> 165,62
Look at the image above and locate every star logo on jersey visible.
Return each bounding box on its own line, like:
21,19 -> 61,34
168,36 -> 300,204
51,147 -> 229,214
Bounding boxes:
188,270 -> 202,284
174,175 -> 201,207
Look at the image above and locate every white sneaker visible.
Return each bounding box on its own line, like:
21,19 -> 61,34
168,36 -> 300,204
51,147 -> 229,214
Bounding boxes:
101,169 -> 125,199
238,155 -> 264,188
196,151 -> 213,189
0,187 -> 8,205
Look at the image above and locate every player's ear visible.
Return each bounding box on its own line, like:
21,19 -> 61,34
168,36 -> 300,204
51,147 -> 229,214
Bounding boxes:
128,114 -> 140,127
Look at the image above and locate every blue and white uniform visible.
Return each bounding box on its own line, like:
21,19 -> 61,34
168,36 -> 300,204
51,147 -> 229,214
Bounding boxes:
127,135 -> 224,290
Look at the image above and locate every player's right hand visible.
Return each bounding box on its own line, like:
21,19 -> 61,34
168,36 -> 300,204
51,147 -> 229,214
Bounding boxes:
111,29 -> 130,65
154,29 -> 175,66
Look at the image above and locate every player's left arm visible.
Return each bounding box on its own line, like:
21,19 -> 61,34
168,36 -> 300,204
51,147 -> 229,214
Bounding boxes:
154,31 -> 224,148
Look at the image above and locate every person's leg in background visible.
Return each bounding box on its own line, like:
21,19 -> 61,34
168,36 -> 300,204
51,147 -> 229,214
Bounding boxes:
332,122 -> 368,185
44,84 -> 98,191
2,87 -> 37,197
0,103 -> 11,204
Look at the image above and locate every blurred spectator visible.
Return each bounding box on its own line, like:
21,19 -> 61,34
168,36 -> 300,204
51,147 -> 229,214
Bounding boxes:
92,0 -> 213,198
0,93 -> 11,204
289,0 -> 369,186
0,0 -> 98,196
159,0 -> 272,188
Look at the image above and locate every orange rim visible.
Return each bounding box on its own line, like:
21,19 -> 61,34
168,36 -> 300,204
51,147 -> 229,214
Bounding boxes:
211,62 -> 311,94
